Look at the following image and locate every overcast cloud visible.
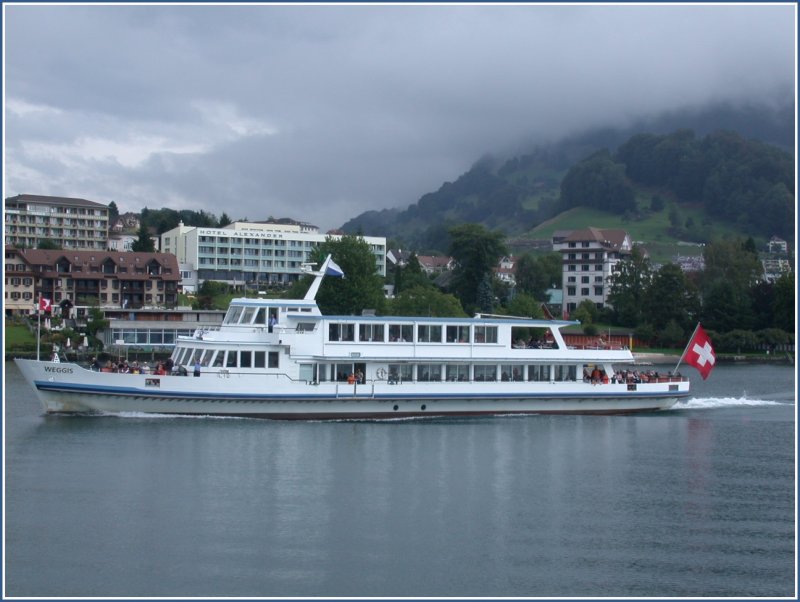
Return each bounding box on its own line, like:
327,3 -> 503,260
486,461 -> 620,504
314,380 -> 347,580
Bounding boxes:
4,3 -> 795,232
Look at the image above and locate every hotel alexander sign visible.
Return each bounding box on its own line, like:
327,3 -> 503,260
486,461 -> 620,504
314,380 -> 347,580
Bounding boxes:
198,228 -> 287,239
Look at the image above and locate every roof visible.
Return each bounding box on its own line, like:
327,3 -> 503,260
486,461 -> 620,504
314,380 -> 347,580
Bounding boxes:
14,248 -> 180,279
5,194 -> 108,209
561,227 -> 629,249
417,255 -> 452,268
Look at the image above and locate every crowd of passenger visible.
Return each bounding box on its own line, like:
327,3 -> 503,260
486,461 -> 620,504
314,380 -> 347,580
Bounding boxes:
90,357 -> 194,376
584,367 -> 681,384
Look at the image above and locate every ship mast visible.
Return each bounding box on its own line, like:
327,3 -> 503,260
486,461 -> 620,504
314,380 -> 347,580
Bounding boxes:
302,254 -> 344,301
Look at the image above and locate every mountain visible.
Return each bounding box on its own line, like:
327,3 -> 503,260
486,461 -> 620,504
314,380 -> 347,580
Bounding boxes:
340,101 -> 794,251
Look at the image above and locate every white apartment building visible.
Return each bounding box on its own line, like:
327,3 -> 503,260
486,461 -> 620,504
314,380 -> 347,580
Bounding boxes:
552,227 -> 632,317
5,194 -> 110,251
161,220 -> 386,292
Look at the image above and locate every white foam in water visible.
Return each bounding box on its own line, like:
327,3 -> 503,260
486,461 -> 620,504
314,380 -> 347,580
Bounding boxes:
99,411 -> 247,420
678,397 -> 791,410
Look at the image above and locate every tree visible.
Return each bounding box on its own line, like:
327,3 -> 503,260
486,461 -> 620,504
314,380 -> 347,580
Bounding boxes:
514,252 -> 561,301
311,235 -> 385,316
503,292 -> 543,319
387,286 -> 466,317
394,253 -> 430,295
643,263 -> 700,333
218,212 -> 232,228
85,306 -> 109,349
572,299 -> 599,335
772,271 -> 795,333
131,224 -> 155,252
607,245 -> 651,327
194,280 -> 231,310
448,223 -> 507,313
108,201 -> 120,224
560,150 -> 636,214
36,238 -> 61,250
476,274 -> 495,314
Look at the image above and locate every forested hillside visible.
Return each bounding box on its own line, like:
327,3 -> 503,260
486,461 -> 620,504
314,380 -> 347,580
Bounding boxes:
341,102 -> 794,250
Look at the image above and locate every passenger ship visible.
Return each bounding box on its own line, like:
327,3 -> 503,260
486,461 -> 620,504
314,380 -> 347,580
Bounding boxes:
15,256 -> 690,419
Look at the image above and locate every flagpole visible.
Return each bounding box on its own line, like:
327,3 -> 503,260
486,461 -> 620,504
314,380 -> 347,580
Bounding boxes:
674,322 -> 701,374
36,295 -> 41,361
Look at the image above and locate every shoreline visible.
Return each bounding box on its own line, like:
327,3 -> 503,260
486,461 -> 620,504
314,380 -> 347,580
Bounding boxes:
632,352 -> 794,365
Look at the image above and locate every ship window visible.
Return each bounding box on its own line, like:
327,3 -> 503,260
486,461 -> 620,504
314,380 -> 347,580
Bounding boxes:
226,351 -> 237,368
268,352 -> 279,368
240,351 -> 252,368
254,307 -> 267,324
329,323 -> 354,342
417,324 -> 441,343
388,324 -> 413,342
388,364 -> 412,383
501,364 -> 522,381
254,351 -> 266,368
224,306 -> 243,324
359,323 -> 384,342
241,307 -> 256,324
446,325 -> 470,343
446,364 -> 469,381
416,363 -> 441,381
212,351 -> 224,367
554,365 -> 576,381
334,363 -> 351,381
473,365 -> 497,381
528,365 -> 549,381
474,326 -> 497,344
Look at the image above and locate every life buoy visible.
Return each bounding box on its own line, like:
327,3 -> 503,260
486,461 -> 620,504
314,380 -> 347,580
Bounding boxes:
376,368 -> 388,379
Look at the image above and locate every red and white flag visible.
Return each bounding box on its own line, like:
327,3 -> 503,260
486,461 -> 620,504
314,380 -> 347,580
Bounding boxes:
683,324 -> 716,380
39,297 -> 52,312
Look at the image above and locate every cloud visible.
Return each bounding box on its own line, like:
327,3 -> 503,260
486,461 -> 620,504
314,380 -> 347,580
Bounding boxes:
4,3 -> 795,231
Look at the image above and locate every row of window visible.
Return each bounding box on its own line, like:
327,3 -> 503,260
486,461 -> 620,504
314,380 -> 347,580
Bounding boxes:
6,291 -> 34,300
566,286 -> 604,296
327,323 -> 499,345
171,346 -> 280,370
111,328 -> 195,346
197,248 -> 305,258
316,363 -> 577,383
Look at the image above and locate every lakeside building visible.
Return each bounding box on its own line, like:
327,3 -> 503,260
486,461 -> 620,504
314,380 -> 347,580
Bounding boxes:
4,248 -> 180,316
160,219 -> 386,292
5,194 -> 110,251
552,227 -> 633,318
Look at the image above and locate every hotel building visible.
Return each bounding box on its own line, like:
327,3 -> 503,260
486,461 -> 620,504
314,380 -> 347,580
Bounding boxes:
160,219 -> 386,292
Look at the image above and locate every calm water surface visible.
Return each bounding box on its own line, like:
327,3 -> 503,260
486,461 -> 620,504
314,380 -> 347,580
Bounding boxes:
4,361 -> 796,598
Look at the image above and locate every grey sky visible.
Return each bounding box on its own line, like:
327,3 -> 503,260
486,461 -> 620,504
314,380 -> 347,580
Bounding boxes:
4,3 -> 795,232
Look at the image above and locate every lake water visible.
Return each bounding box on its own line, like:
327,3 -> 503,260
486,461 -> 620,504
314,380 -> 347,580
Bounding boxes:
4,361 -> 796,598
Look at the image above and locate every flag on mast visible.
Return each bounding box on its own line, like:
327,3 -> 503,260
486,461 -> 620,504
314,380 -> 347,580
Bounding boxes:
39,297 -> 52,312
678,323 -> 716,380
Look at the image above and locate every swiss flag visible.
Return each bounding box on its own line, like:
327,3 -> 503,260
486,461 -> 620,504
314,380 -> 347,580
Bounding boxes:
39,297 -> 52,312
684,324 -> 716,380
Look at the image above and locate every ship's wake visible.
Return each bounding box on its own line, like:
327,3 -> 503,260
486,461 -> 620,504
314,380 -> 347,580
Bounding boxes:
678,396 -> 795,410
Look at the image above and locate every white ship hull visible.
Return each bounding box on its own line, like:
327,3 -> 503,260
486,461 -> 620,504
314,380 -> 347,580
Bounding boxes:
15,359 -> 687,419
16,255 -> 693,420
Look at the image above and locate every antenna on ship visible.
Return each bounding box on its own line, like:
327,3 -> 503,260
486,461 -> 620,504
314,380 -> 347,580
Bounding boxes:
303,254 -> 345,301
